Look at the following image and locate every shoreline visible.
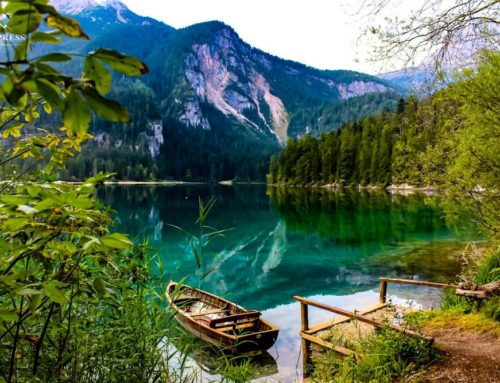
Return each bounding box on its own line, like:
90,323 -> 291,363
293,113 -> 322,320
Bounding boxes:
53,180 -> 437,194
267,183 -> 438,195
54,180 -> 268,186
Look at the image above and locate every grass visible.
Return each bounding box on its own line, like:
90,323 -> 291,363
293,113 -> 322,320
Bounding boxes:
219,356 -> 253,383
474,246 -> 500,285
311,328 -> 439,383
408,310 -> 500,337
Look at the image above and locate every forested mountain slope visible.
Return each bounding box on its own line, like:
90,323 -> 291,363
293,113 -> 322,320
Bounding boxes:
49,0 -> 403,181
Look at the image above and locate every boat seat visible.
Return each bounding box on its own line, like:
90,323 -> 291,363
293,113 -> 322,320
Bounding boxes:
210,311 -> 261,328
188,308 -> 228,317
175,294 -> 201,302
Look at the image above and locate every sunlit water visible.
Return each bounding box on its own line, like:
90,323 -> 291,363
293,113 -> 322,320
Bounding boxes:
98,185 -> 483,382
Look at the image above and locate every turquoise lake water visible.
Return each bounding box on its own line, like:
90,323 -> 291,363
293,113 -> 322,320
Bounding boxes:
99,185 -> 482,382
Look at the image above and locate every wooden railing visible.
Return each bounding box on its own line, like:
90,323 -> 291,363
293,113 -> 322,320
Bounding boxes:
294,277 -> 456,377
294,296 -> 432,341
379,277 -> 457,303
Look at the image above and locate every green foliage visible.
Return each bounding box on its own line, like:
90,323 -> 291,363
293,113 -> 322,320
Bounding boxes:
0,1 -> 149,176
0,175 -> 138,380
271,51 -> 500,234
287,91 -> 401,137
474,247 -> 500,286
419,51 -> 500,232
270,107 -> 405,186
219,356 -> 253,383
481,296 -> 500,321
312,328 -> 438,382
0,2 -> 170,382
270,95 -> 440,187
440,289 -> 472,313
440,246 -> 500,321
67,250 -> 176,383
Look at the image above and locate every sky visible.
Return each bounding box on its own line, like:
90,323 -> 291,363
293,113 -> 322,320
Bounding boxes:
117,0 -> 420,74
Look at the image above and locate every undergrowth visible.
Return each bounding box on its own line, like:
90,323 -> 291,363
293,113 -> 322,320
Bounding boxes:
443,245 -> 500,321
311,328 -> 438,383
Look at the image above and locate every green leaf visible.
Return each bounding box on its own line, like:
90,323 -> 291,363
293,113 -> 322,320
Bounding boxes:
7,10 -> 42,34
26,186 -> 41,198
14,38 -> 30,61
82,89 -> 130,122
36,53 -> 71,62
91,49 -> 149,76
43,101 -> 52,114
1,195 -> 31,205
2,123 -> 24,139
35,79 -> 63,110
35,62 -> 60,75
2,218 -> 29,231
34,197 -> 57,212
69,196 -> 93,210
0,310 -> 18,323
4,2 -> 33,14
32,3 -> 58,16
63,89 -> 91,135
84,56 -> 112,95
15,287 -> 42,296
100,233 -> 133,249
94,278 -> 107,296
82,236 -> 100,250
45,14 -> 89,39
191,242 -> 201,269
42,282 -> 66,305
31,31 -> 61,44
29,294 -> 43,312
3,76 -> 26,106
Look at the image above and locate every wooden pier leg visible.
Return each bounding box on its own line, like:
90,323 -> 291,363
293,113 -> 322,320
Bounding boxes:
300,302 -> 311,378
379,279 -> 388,304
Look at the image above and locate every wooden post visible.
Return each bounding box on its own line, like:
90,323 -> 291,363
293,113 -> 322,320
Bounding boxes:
379,278 -> 388,304
300,302 -> 311,378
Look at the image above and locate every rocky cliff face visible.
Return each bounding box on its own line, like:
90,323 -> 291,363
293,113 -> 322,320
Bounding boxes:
181,29 -> 289,142
166,23 -> 395,143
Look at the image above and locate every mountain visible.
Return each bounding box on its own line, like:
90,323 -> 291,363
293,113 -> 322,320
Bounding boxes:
50,0 -> 159,29
48,0 -> 403,181
378,35 -> 487,93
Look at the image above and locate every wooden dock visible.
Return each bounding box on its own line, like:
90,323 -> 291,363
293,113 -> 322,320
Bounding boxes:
295,277 -> 456,378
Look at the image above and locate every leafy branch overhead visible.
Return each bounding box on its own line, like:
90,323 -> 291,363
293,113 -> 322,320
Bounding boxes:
0,1 -> 152,381
0,0 -> 149,171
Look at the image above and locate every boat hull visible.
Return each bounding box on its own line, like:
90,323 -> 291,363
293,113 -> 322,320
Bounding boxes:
167,282 -> 279,354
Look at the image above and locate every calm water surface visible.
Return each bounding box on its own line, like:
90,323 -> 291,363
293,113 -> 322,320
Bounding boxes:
99,185 -> 482,382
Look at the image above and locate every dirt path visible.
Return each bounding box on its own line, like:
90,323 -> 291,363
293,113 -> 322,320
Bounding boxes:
423,327 -> 500,383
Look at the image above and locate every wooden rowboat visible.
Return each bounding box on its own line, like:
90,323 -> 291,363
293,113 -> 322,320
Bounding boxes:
166,281 -> 279,354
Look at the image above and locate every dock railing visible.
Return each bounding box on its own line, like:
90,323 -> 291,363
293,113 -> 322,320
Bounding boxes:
378,277 -> 457,304
295,277 -> 457,378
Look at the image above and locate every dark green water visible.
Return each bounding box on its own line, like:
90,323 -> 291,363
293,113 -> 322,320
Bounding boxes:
99,185 -> 482,382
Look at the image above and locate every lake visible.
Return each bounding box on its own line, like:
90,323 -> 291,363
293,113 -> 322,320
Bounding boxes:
98,185 -> 482,382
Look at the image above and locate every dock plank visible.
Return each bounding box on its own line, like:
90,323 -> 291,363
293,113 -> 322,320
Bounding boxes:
306,302 -> 389,335
300,332 -> 359,358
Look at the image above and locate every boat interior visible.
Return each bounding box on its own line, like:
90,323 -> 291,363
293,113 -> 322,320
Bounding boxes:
171,286 -> 272,335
